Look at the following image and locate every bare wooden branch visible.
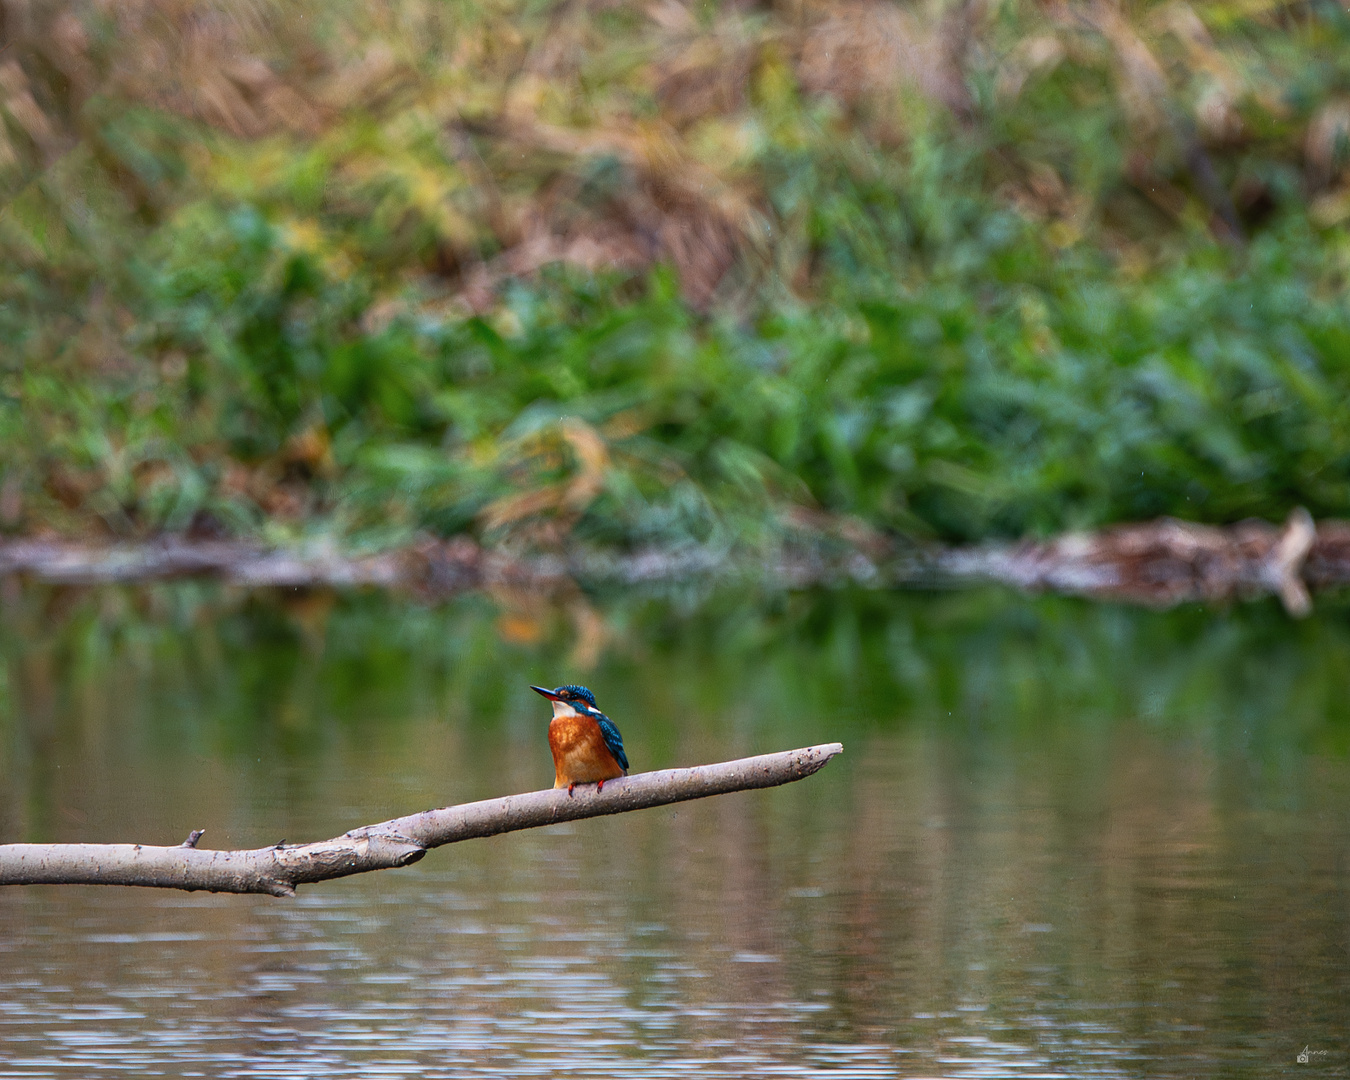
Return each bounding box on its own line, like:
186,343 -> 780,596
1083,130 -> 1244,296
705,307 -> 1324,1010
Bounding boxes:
1261,507 -> 1315,617
0,744 -> 843,897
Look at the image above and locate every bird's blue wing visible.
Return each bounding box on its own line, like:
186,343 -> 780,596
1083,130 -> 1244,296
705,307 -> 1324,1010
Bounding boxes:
595,714 -> 629,772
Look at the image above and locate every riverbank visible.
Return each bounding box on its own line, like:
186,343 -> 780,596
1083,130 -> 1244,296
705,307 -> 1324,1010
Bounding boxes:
4,509 -> 1346,615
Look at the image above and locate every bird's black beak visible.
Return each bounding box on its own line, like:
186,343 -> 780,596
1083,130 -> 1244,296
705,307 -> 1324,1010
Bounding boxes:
530,685 -> 562,701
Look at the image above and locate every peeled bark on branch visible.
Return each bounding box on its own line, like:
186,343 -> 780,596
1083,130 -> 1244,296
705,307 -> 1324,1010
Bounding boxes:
0,743 -> 843,897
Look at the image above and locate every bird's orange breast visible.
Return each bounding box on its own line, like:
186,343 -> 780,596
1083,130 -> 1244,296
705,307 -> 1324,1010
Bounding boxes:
549,713 -> 626,788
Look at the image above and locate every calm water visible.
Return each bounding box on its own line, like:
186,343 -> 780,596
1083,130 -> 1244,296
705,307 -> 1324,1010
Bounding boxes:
0,584 -> 1347,1078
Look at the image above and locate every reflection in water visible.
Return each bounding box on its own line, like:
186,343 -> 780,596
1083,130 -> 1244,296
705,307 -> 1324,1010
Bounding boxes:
0,585 -> 1347,1078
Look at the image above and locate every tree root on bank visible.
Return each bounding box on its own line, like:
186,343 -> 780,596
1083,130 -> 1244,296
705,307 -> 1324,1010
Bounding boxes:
1,509 -> 1347,615
0,744 -> 843,896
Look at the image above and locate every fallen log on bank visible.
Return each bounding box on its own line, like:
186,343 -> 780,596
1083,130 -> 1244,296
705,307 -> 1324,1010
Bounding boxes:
0,743 -> 842,897
935,507 -> 1325,617
0,535 -> 493,592
2,509 -> 1348,614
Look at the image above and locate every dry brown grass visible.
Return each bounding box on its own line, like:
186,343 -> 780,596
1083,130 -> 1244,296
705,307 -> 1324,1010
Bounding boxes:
3,0 -> 1339,302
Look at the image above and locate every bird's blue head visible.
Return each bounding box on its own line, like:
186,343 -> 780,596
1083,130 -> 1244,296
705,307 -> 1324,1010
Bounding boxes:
555,684 -> 597,707
530,684 -> 598,711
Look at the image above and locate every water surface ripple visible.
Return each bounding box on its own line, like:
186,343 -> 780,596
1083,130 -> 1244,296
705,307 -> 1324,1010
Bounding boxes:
0,587 -> 1346,1077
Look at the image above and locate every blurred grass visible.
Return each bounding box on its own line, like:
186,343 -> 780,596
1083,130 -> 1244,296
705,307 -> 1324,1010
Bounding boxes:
6,0 -> 1350,554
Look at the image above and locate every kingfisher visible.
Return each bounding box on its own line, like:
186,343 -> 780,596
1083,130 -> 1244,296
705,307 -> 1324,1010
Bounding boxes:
530,684 -> 629,795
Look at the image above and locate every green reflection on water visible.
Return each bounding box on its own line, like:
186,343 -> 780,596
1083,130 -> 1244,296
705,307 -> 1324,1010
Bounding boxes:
0,584 -> 1347,1078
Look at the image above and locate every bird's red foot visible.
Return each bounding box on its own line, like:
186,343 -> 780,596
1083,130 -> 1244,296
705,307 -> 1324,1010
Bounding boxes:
568,783 -> 576,797
597,779 -> 606,792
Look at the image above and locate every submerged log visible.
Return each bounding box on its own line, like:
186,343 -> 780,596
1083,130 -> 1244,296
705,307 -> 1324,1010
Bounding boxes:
0,744 -> 843,897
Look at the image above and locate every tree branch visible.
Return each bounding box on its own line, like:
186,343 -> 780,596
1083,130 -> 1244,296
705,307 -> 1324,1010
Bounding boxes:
0,743 -> 843,897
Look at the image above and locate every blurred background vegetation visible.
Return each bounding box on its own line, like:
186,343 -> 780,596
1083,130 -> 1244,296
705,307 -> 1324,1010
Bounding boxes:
5,0 -> 1350,559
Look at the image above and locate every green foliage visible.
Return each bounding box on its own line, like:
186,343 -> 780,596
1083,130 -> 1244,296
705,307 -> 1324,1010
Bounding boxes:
6,0 -> 1350,550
